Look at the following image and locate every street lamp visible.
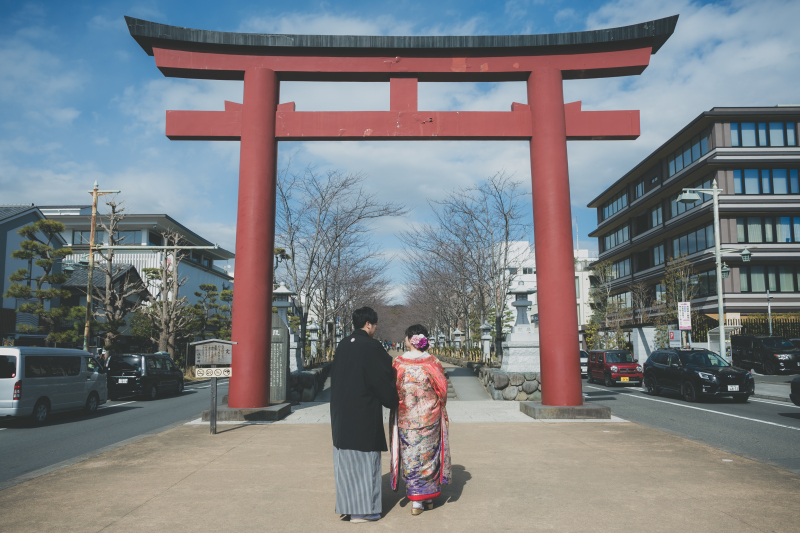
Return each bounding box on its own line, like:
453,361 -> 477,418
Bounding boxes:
678,180 -> 751,361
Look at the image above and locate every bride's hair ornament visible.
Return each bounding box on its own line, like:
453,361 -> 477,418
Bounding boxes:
409,334 -> 428,350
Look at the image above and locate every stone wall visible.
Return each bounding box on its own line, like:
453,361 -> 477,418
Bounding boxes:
435,355 -> 540,401
477,367 -> 542,401
289,363 -> 331,403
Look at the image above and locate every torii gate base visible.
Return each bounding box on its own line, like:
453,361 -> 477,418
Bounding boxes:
127,15 -> 677,412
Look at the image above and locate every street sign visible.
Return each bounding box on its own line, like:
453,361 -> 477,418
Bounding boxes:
668,328 -> 682,348
195,367 -> 232,378
193,340 -> 235,365
678,302 -> 691,330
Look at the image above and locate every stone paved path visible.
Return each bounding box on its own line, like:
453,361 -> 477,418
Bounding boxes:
441,363 -> 492,401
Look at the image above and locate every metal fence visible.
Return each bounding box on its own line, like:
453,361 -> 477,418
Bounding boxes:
692,316 -> 800,341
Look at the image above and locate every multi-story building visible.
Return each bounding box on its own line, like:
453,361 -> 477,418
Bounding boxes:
587,106 -> 800,317
504,241 -> 596,329
1,205 -> 68,343
40,206 -> 235,301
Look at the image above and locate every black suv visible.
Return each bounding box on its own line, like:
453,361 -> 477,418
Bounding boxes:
642,349 -> 754,403
106,353 -> 185,400
731,335 -> 800,375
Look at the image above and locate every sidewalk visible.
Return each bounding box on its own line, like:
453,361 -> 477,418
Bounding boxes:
443,364 -> 492,401
753,382 -> 791,402
1,403 -> 798,532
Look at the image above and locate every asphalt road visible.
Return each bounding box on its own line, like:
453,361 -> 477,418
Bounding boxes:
0,379 -> 229,486
583,379 -> 800,474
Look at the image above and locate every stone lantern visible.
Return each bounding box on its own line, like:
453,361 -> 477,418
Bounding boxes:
501,282 -> 540,373
480,322 -> 493,361
272,284 -> 296,329
453,328 -> 463,349
308,320 -> 320,360
438,333 -> 446,348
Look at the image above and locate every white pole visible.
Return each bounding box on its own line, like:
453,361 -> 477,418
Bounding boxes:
712,179 -> 726,361
767,290 -> 773,335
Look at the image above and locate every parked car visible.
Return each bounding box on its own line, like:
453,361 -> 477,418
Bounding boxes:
643,349 -> 754,403
731,335 -> 800,375
106,353 -> 184,400
586,350 -> 642,387
791,376 -> 800,406
580,350 -> 589,377
0,347 -> 107,424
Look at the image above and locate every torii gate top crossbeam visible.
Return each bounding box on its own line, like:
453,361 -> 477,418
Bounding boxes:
125,15 -> 678,82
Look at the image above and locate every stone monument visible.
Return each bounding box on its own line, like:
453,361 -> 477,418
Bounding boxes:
501,283 -> 540,373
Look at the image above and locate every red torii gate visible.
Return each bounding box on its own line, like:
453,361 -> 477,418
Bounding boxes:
127,15 -> 677,409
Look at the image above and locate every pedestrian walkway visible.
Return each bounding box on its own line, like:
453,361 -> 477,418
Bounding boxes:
3,414 -> 798,532
442,364 -> 492,401
754,382 -> 791,402
186,401 -> 627,425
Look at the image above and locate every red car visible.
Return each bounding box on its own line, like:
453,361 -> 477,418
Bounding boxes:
587,350 -> 643,387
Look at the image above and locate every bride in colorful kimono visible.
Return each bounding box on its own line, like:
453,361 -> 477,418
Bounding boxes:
390,324 -> 451,515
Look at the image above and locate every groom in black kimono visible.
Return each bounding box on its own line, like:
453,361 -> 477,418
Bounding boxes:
330,306 -> 399,522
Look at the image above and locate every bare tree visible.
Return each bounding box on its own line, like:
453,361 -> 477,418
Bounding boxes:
276,165 -> 407,359
93,198 -> 147,354
399,171 -> 530,359
629,280 -> 652,325
141,231 -> 194,358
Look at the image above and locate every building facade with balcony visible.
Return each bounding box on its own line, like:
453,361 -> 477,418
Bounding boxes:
40,206 -> 235,302
587,106 -> 800,318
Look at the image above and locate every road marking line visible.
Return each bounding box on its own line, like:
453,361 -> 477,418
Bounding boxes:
586,385 -> 800,432
100,401 -> 136,409
750,398 -> 800,409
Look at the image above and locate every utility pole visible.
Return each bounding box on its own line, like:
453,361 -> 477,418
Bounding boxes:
84,182 -> 120,352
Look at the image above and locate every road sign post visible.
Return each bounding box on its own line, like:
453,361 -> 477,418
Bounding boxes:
191,339 -> 236,435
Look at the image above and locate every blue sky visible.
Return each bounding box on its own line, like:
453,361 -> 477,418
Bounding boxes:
3,0 -> 800,302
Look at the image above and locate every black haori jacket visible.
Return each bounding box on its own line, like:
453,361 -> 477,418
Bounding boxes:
330,329 -> 399,452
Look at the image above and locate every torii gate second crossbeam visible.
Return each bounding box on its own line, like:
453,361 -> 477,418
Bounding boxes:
127,15 -> 678,409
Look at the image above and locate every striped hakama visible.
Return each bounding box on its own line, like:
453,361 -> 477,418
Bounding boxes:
332,446 -> 382,515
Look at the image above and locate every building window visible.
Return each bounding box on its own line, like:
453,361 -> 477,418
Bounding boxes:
575,277 -> 579,295
601,190 -> 628,221
634,178 -> 645,199
114,230 -> 141,245
72,230 -> 106,245
652,244 -> 665,266
650,205 -> 663,228
655,283 -> 666,302
611,258 -> 631,279
737,216 -> 800,244
601,224 -> 629,252
731,122 -> 797,147
740,265 -> 798,293
669,176 -> 713,219
611,291 -> 632,308
672,224 -> 714,257
523,267 -> 534,275
667,127 -> 712,177
148,231 -> 164,246
733,168 -> 799,195
694,270 -> 717,297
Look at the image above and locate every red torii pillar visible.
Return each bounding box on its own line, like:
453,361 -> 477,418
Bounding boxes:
127,14 -> 677,409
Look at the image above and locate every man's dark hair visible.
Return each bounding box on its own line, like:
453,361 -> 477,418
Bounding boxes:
404,324 -> 429,339
353,307 -> 378,329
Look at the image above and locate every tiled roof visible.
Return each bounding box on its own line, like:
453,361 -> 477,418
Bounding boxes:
0,204 -> 36,222
62,264 -> 143,289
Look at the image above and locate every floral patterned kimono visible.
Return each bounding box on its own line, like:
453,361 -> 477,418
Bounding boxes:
390,352 -> 451,500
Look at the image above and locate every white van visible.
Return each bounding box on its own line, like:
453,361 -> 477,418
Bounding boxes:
0,347 -> 108,424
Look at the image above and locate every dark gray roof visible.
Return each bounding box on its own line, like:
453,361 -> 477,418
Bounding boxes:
126,15 -> 678,57
0,204 -> 36,222
62,264 -> 144,289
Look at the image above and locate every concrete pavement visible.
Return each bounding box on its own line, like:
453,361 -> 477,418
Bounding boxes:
443,364 -> 492,401
1,405 -> 798,532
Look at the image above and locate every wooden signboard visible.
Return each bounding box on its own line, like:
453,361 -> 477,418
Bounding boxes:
194,340 -> 234,366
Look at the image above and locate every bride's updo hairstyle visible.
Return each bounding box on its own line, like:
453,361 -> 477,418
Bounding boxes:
405,324 -> 430,351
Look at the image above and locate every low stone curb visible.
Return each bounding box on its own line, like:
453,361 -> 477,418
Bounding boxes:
289,363 -> 332,404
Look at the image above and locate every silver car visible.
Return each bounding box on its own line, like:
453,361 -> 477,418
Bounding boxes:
580,350 -> 589,376
0,347 -> 108,424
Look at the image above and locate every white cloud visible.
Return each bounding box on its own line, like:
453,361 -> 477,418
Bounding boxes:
561,0 -> 800,207
0,40 -> 84,106
554,8 -> 576,24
